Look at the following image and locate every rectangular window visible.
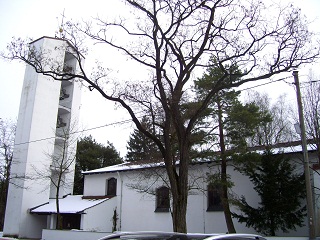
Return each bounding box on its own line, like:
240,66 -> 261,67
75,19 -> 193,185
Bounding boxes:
155,186 -> 170,212
207,184 -> 223,211
106,178 -> 117,196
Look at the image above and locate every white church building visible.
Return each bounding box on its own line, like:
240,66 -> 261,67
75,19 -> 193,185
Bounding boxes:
32,147 -> 318,238
3,36 -> 320,239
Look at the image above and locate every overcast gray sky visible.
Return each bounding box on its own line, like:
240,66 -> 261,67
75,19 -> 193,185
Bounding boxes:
0,0 -> 319,157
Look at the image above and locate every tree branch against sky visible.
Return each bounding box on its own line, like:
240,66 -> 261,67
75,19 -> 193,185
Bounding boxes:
0,119 -> 16,230
243,91 -> 296,146
301,72 -> 320,164
1,0 -> 319,233
0,0 -> 319,157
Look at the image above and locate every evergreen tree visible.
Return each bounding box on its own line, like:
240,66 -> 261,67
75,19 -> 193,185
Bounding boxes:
233,150 -> 306,236
194,59 -> 271,233
74,135 -> 122,194
126,116 -> 162,162
226,102 -> 272,150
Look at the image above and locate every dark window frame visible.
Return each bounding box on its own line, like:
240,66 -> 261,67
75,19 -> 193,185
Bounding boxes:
106,177 -> 117,196
207,184 -> 223,211
155,186 -> 170,212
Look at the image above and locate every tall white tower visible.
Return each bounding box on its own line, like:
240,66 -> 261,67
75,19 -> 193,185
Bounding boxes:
3,37 -> 82,239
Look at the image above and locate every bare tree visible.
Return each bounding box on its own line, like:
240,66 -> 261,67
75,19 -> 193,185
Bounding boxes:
300,72 -> 320,209
244,91 -> 296,146
32,124 -> 79,230
2,0 -> 319,232
0,118 -> 16,230
302,72 -> 320,165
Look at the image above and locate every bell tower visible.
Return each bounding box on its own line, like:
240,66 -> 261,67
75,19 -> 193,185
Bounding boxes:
3,37 -> 82,239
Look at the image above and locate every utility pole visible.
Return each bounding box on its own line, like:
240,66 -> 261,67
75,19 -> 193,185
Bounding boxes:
292,70 -> 316,240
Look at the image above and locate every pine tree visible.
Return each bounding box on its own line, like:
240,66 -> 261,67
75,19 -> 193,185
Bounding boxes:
126,116 -> 162,162
233,150 -> 306,236
194,58 -> 271,233
74,135 -> 122,194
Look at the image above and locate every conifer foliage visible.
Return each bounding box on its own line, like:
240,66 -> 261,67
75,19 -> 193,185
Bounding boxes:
74,135 -> 122,194
233,150 -> 306,236
126,117 -> 162,162
194,60 -> 272,233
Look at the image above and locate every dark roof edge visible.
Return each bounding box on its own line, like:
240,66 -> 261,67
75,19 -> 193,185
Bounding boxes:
29,201 -> 49,213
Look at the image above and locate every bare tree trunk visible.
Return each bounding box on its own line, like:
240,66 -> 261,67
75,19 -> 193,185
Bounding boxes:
220,170 -> 235,233
56,181 -> 63,230
164,128 -> 190,233
55,167 -> 64,230
171,191 -> 187,233
166,153 -> 189,232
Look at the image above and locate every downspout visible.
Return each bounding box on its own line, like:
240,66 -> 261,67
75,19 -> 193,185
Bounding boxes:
117,171 -> 123,231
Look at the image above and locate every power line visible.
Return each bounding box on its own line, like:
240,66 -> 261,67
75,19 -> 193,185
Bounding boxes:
300,79 -> 320,84
238,76 -> 292,92
12,77 -> 320,147
14,119 -> 132,147
239,76 -> 320,92
79,119 -> 132,133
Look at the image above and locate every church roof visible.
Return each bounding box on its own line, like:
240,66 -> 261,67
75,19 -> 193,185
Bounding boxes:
30,195 -> 109,214
82,141 -> 317,175
82,161 -> 166,175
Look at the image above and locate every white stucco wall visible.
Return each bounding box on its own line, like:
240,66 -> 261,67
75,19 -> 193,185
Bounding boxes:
120,171 -> 173,232
84,173 -> 108,196
82,197 -> 117,232
82,156 -> 311,237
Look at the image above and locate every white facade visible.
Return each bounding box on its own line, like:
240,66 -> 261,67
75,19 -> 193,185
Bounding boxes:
3,37 -> 82,239
28,147 -> 319,238
75,150 -> 317,237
